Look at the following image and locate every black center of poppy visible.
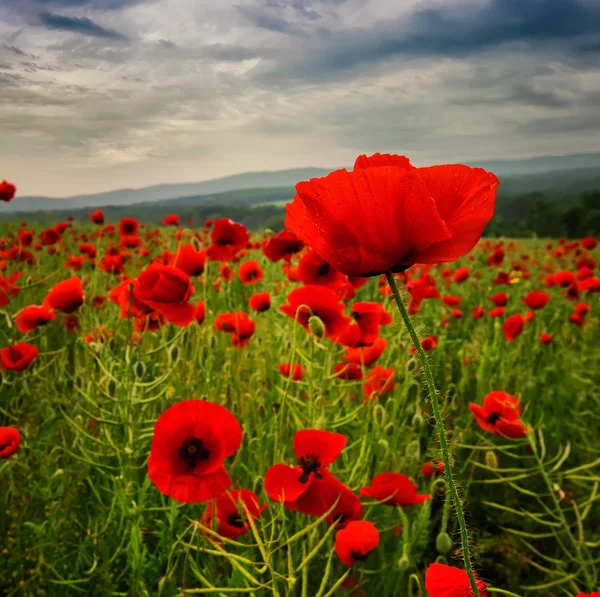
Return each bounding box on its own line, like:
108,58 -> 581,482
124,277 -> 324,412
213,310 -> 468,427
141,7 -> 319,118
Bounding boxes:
285,243 -> 303,254
317,263 -> 330,277
0,442 -> 10,452
178,437 -> 210,468
350,550 -> 370,561
226,513 -> 245,528
217,237 -> 233,246
485,412 -> 502,426
298,454 -> 323,484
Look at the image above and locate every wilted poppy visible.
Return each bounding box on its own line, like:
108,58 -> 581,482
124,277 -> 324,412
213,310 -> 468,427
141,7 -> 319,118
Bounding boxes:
335,520 -> 380,566
285,154 -> 498,276
1,342 -> 39,371
43,276 -> 84,314
0,426 -> 20,458
148,399 -> 242,503
360,472 -> 429,507
15,305 -> 56,333
425,563 -> 487,597
469,391 -> 528,439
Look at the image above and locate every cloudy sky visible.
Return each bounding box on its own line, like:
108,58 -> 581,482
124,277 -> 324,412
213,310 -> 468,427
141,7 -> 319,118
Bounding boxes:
1,0 -> 599,197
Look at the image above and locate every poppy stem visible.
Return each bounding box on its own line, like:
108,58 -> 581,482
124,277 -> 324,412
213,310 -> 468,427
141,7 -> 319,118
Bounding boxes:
385,271 -> 481,597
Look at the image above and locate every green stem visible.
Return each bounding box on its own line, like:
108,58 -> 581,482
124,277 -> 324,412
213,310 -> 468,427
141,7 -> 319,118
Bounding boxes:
385,271 -> 481,597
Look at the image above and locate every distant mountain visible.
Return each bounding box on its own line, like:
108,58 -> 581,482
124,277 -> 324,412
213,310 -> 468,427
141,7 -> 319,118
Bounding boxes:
4,152 -> 600,214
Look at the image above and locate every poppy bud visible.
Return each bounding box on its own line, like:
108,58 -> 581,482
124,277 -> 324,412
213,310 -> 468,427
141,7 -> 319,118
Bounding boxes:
308,315 -> 325,338
435,531 -> 453,555
384,422 -> 395,436
485,450 -> 498,469
412,411 -> 424,430
372,404 -> 386,428
169,345 -> 180,363
108,379 -> 118,396
134,361 -> 146,379
398,554 -> 411,571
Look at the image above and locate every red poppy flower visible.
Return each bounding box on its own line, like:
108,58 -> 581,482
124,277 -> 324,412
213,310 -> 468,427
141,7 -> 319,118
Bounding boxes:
443,295 -> 462,307
40,227 -> 61,246
472,305 -> 485,319
0,426 -> 20,458
540,332 -> 552,345
148,399 -> 242,503
43,276 -> 84,314
170,244 -> 207,277
280,285 -> 351,339
333,363 -> 363,380
65,255 -> 85,272
133,263 -> 194,327
207,218 -> 249,262
263,230 -> 305,262
0,180 -> 16,202
219,263 -> 233,282
575,302 -> 590,315
15,305 -> 56,333
264,429 -> 353,517
451,309 -> 462,319
469,391 -> 528,439
343,338 -> 387,367
567,283 -> 581,302
410,335 -> 437,355
89,209 -> 104,225
297,249 -> 346,288
575,593 -> 600,597
231,318 -> 255,348
1,342 -> 39,371
489,306 -> 505,318
553,270 -> 575,287
279,363 -> 305,381
569,312 -> 586,327
503,314 -> 524,341
425,563 -> 487,597
490,292 -> 508,307
201,489 -> 267,540
285,154 -> 498,276
581,237 -> 597,251
249,292 -> 271,312
194,301 -> 206,325
453,267 -> 470,283
421,460 -> 444,479
360,473 -> 429,506
64,315 -> 79,332
349,302 -> 392,347
522,291 -> 549,310
487,247 -> 504,267
119,217 -> 139,237
162,214 -> 180,227
335,520 -> 380,567
18,230 -> 34,247
238,260 -> 264,285
363,366 -> 394,399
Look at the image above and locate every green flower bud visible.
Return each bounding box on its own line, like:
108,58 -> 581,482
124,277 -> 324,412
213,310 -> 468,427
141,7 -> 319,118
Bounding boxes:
372,404 -> 386,428
436,532 -> 453,555
169,345 -> 181,363
412,411 -> 424,430
308,315 -> 325,338
133,361 -> 146,379
398,554 -> 411,571
485,450 -> 499,469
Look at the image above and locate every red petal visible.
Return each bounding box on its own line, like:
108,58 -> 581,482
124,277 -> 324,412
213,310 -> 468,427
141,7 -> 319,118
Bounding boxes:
293,429 -> 347,467
264,464 -> 311,502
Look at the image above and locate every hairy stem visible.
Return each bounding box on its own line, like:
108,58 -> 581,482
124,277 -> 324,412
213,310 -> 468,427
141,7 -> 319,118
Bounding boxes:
386,271 -> 481,597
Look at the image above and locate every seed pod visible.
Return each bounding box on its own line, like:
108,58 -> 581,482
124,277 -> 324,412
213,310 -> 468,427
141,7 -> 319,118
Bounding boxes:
133,361 -> 146,379
384,422 -> 395,436
398,554 -> 411,571
436,531 -> 453,555
169,345 -> 180,363
308,315 -> 325,338
108,379 -> 118,396
485,450 -> 499,469
372,404 -> 386,428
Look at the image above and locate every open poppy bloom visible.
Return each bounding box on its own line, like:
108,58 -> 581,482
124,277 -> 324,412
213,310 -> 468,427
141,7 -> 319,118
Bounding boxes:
43,276 -> 84,314
201,489 -> 267,540
410,335 -> 437,354
297,250 -> 346,288
262,230 -> 304,262
148,399 -> 242,503
170,244 -> 206,276
249,291 -> 271,312
333,363 -> 363,380
469,391 -> 528,439
1,342 -> 39,371
363,366 -> 394,399
360,472 -> 429,507
119,217 -> 139,237
280,285 -> 351,339
278,363 -> 305,381
238,260 -> 264,284
0,272 -> 21,307
425,563 -> 487,597
285,154 -> 498,276
453,267 -> 470,283
15,305 -> 56,332
0,426 -> 20,458
162,214 -> 180,227
133,263 -> 195,327
335,520 -> 379,566
523,291 -> 549,310
0,180 -> 17,202
264,429 -> 354,517
207,218 -> 249,261
490,292 -> 508,307
349,302 -> 392,347
503,314 -> 524,341
343,338 -> 387,367
89,209 -> 104,225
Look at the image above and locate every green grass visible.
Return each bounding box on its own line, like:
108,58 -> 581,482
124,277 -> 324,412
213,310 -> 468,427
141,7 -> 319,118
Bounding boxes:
0,226 -> 598,597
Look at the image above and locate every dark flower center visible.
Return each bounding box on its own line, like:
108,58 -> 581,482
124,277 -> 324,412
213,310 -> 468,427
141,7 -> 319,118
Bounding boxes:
350,550 -> 371,561
298,454 -> 323,484
178,437 -> 210,469
226,513 -> 245,528
485,412 -> 502,425
0,442 -> 10,452
317,263 -> 330,277
217,236 -> 233,246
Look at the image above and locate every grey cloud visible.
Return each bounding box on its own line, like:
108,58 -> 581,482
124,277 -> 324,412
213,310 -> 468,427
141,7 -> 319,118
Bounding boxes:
38,11 -> 128,39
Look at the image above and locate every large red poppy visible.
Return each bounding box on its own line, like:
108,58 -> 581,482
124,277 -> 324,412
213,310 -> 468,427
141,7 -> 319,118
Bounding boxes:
349,302 -> 392,347
0,426 -> 20,458
425,563 -> 487,597
280,286 -> 351,339
148,399 -> 242,503
335,520 -> 379,566
262,230 -> 304,262
133,263 -> 194,327
207,219 -> 249,262
285,154 -> 498,276
469,391 -> 528,439
15,305 -> 56,333
360,473 -> 429,507
523,291 -> 549,310
170,243 -> 207,277
264,429 -> 354,517
1,342 -> 39,371
43,276 -> 84,314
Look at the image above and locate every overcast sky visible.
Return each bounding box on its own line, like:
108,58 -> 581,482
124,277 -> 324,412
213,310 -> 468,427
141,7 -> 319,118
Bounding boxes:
1,0 -> 599,197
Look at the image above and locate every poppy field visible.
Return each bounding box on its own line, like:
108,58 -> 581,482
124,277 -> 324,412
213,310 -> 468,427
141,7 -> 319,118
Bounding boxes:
0,157 -> 599,597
